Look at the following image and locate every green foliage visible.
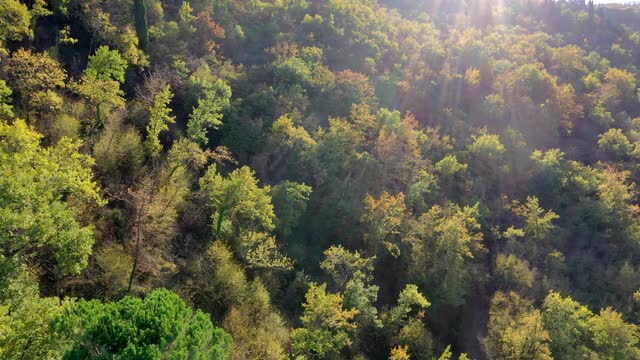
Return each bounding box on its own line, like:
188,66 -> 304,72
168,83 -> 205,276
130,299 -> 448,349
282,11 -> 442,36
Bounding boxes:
483,291 -> 553,360
584,71 -> 602,90
188,79 -> 232,145
321,246 -> 379,325
1,296 -> 66,359
271,115 -> 316,151
49,113 -> 81,141
396,317 -> 433,360
0,0 -> 31,46
495,253 -> 536,292
589,308 -> 640,359
596,166 -> 639,244
0,80 -> 14,119
604,67 -> 637,104
468,132 -> 506,162
271,181 -> 312,238
385,284 -> 430,327
86,46 -> 128,83
513,196 -> 559,241
0,264 -> 68,360
333,70 -> 378,115
405,203 -> 483,306
53,288 -> 232,359
436,345 -> 468,360
200,165 -> 292,270
198,241 -> 290,360
542,291 -> 596,359
542,291 -> 640,359
146,84 -> 175,157
274,57 -> 312,88
7,0 -> 640,357
29,0 -> 52,27
551,45 -> 587,82
77,74 -> 125,128
598,128 -> 632,157
0,119 -> 102,275
78,47 -> 128,128
435,155 -> 468,177
390,345 -> 411,360
93,123 -> 145,183
95,243 -> 134,295
238,231 -> 293,270
5,49 -> 67,113
200,164 -> 275,235
291,283 -> 358,358
361,191 -> 406,257
407,169 -> 438,213
321,246 -> 375,290
133,0 -> 149,51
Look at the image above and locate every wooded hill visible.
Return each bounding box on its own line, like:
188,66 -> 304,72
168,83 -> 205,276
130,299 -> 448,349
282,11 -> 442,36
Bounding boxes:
2,0 -> 640,359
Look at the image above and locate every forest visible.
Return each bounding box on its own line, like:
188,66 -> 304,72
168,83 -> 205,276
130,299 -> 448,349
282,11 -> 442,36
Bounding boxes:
3,0 -> 640,358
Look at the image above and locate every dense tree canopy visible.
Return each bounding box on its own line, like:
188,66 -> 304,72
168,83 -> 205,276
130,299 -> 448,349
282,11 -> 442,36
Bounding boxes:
4,0 -> 640,358
53,288 -> 231,359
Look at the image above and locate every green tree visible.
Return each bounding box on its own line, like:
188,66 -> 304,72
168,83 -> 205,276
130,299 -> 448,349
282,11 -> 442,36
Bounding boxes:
434,154 -> 467,198
361,191 -> 406,258
85,46 -> 128,83
133,0 -> 149,51
0,264 -> 68,360
145,84 -> 175,157
191,241 -> 290,360
5,49 -> 67,115
589,308 -> 640,359
52,288 -> 231,359
435,155 -> 468,176
598,128 -> 632,158
374,111 -> 423,189
495,253 -> 537,293
542,291 -> 596,359
384,284 -> 430,329
541,292 -> 640,359
237,231 -> 293,270
200,164 -> 275,236
291,283 -> 358,358
467,132 -> 507,198
309,117 -> 363,182
78,47 -> 128,130
0,119 -> 103,276
550,45 -> 587,84
483,291 -> 553,360
77,74 -> 125,130
271,181 -> 313,238
504,196 -> 559,264
28,0 -> 51,33
200,165 -> 291,270
0,80 -> 14,119
383,284 -> 431,359
0,0 -> 31,47
333,70 -> 378,115
513,196 -> 559,242
603,68 -> 637,108
321,246 -> 376,290
405,203 -> 483,306
390,345 -> 411,360
436,345 -> 469,360
273,56 -> 312,89
188,79 -> 232,145
468,132 -> 507,163
321,246 -> 379,325
93,121 -> 145,184
407,169 -> 439,214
